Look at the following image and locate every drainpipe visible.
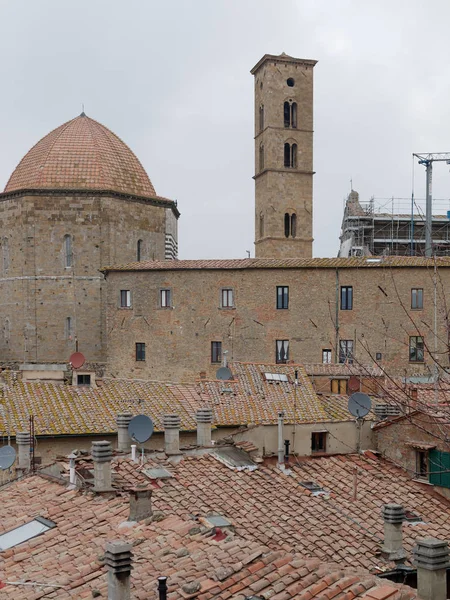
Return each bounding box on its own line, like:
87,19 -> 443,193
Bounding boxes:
105,541 -> 133,600
158,576 -> 168,600
414,537 -> 450,600
335,268 -> 340,363
116,413 -> 133,452
277,411 -> 284,464
131,444 -> 137,462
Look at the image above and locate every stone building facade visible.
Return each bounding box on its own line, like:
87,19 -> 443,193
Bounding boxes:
0,114 -> 178,368
252,54 -> 316,259
103,256 -> 450,381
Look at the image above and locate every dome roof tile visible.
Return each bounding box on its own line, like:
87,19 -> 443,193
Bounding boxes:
4,114 -> 156,197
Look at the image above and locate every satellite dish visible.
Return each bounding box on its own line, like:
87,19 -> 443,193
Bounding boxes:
70,352 -> 86,370
128,415 -> 154,443
0,445 -> 16,470
348,392 -> 372,418
216,367 -> 232,381
348,376 -> 360,392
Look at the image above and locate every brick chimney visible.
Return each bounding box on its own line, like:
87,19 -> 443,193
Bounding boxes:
196,408 -> 213,447
116,413 -> 133,452
380,504 -> 406,562
163,414 -> 181,455
105,540 -> 133,600
16,431 -> 30,470
414,537 -> 450,600
129,485 -> 153,522
92,440 -> 113,492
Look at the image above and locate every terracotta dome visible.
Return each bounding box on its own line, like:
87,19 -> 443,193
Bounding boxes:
4,113 -> 156,197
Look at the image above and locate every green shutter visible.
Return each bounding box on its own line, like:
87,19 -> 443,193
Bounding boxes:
429,450 -> 450,489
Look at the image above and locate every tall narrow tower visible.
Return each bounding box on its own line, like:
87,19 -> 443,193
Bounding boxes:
251,53 -> 317,258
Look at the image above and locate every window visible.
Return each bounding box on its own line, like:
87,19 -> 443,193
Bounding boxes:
259,213 -> 264,238
284,213 -> 297,238
136,342 -> 146,361
409,336 -> 424,362
276,286 -> 289,309
77,374 -> 91,386
64,235 -> 73,268
120,290 -> 131,308
290,213 -> 297,238
416,450 -> 428,479
311,432 -> 327,453
160,288 -> 172,308
0,517 -> 55,551
284,143 -> 297,168
331,379 -> 347,394
339,340 -> 354,364
259,143 -> 264,171
137,239 -> 143,262
276,340 -> 289,364
322,349 -> 332,364
259,104 -> 264,132
340,286 -> 353,310
221,288 -> 234,308
211,341 -> 222,364
65,317 -> 73,340
283,101 -> 297,128
411,288 -> 423,310
287,78 -> 295,87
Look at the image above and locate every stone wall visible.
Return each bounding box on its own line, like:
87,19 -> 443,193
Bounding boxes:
105,264 -> 449,381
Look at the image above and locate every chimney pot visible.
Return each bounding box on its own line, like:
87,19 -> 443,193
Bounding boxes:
163,414 -> 181,455
92,441 -> 113,491
116,413 -> 133,452
129,486 -> 153,522
381,504 -> 406,562
196,408 -> 213,447
105,540 -> 133,600
16,431 -> 31,470
414,537 -> 450,600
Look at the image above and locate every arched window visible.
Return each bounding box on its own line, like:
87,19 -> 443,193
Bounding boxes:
284,102 -> 290,128
137,239 -> 143,262
65,317 -> 73,340
284,213 -> 290,238
2,238 -> 9,274
64,235 -> 73,268
291,143 -> 297,168
291,102 -> 297,128
259,143 -> 264,171
259,105 -> 264,132
291,213 -> 297,238
259,213 -> 265,238
284,143 -> 291,168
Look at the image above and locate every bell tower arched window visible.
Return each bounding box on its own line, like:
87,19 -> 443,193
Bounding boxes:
259,213 -> 265,238
64,235 -> 73,268
284,212 -> 297,238
284,143 -> 297,168
259,143 -> 264,171
137,239 -> 143,262
259,104 -> 264,132
283,101 -> 297,128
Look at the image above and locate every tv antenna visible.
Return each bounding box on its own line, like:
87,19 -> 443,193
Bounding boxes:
216,366 -> 232,381
128,415 -> 154,463
348,392 -> 372,453
69,352 -> 85,370
0,445 -> 16,470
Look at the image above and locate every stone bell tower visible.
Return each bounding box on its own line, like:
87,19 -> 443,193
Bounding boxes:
251,53 -> 317,258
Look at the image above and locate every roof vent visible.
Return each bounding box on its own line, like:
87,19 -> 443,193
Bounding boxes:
299,481 -> 326,495
404,510 -> 424,524
374,404 -> 401,420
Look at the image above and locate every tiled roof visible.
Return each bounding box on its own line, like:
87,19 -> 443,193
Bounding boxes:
0,472 -> 416,599
101,255 -> 450,272
4,114 -> 156,198
304,363 -> 385,377
0,363 -> 353,437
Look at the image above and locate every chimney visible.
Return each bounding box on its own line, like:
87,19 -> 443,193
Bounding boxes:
380,504 -> 406,562
105,540 -> 133,600
92,440 -> 113,492
16,431 -> 31,470
196,408 -> 213,447
116,413 -> 133,452
163,414 -> 181,455
129,485 -> 153,522
414,537 -> 450,600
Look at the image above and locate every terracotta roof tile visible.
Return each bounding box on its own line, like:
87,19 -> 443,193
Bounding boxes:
4,114 -> 156,198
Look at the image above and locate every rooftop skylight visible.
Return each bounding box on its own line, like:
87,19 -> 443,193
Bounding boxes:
0,517 -> 56,551
264,373 -> 289,383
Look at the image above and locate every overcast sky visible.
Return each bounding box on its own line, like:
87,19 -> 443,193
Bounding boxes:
1,0 -> 450,259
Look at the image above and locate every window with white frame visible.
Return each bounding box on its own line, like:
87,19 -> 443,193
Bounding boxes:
322,349 -> 332,364
276,340 -> 289,364
160,289 -> 172,308
339,340 -> 354,364
221,288 -> 234,308
120,290 -> 131,308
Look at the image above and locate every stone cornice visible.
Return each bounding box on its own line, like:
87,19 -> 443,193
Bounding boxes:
0,188 -> 181,218
253,168 -> 315,180
251,54 -> 317,75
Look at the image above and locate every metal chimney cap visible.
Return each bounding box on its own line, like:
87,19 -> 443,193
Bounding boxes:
91,440 -> 113,463
16,431 -> 31,444
105,540 -> 133,574
196,408 -> 213,423
163,414 -> 181,429
116,413 -> 133,427
382,504 -> 405,524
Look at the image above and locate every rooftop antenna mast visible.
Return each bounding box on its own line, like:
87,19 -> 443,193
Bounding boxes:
413,152 -> 450,257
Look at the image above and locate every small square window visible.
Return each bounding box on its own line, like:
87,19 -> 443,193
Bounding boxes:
322,349 -> 332,364
311,432 -> 327,453
409,336 -> 424,362
331,379 -> 347,394
411,288 -> 423,310
136,342 -> 146,361
211,341 -> 222,364
120,290 -> 131,308
160,289 -> 172,308
221,288 -> 234,308
339,340 -> 354,364
276,340 -> 289,364
376,352 -> 382,361
276,286 -> 289,309
77,374 -> 91,386
340,286 -> 353,310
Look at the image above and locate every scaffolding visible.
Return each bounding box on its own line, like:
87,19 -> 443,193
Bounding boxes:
339,191 -> 450,257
